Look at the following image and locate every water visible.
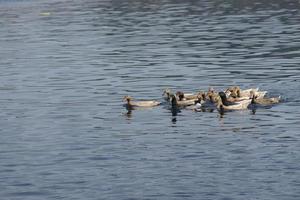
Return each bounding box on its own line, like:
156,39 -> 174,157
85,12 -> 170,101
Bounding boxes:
0,0 -> 300,199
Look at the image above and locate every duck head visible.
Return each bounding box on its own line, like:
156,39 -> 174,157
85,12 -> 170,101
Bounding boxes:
176,91 -> 185,101
230,91 -> 238,98
249,90 -> 258,104
163,88 -> 172,97
233,86 -> 241,97
206,90 -> 213,102
197,91 -> 206,101
123,95 -> 134,110
225,87 -> 234,96
123,95 -> 133,103
226,86 -> 240,98
206,89 -> 218,103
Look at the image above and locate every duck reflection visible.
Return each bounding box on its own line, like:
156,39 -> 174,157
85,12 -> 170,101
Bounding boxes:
170,93 -> 181,123
125,109 -> 132,119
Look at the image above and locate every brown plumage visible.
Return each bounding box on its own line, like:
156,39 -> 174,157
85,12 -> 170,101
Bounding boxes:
206,89 -> 219,103
250,91 -> 280,105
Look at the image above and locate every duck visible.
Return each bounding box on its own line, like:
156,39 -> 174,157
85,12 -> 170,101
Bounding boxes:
123,96 -> 161,109
250,91 -> 280,106
216,96 -> 252,112
162,88 -> 173,101
185,94 -> 206,111
189,90 -> 215,109
185,88 -> 217,109
218,91 -> 244,106
225,86 -> 237,97
197,91 -> 207,101
226,86 -> 267,99
170,94 -> 195,107
206,88 -> 219,103
176,91 -> 197,101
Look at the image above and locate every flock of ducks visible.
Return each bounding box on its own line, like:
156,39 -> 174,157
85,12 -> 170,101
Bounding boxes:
123,86 -> 281,115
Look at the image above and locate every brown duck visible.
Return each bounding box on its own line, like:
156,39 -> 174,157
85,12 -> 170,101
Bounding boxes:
250,91 -> 280,105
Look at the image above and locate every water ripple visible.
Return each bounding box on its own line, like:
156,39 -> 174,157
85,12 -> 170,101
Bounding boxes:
1,0 -> 300,200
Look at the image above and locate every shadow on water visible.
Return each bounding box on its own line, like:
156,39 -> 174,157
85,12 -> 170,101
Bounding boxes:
124,109 -> 132,119
251,108 -> 256,115
171,106 -> 180,124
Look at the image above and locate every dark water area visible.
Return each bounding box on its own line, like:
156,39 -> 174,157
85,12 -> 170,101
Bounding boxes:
0,0 -> 300,199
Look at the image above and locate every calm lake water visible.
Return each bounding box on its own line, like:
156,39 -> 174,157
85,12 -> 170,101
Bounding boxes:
1,0 -> 300,199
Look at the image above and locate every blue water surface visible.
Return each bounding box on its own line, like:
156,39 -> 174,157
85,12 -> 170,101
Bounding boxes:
0,0 -> 300,199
